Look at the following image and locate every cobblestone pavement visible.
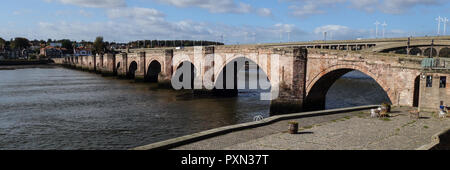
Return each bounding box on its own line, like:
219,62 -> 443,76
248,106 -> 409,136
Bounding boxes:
173,107 -> 450,150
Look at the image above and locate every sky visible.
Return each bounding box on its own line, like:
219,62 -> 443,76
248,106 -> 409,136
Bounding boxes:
0,0 -> 449,44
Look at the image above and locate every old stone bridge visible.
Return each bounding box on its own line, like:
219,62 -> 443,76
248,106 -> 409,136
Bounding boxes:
59,37 -> 450,114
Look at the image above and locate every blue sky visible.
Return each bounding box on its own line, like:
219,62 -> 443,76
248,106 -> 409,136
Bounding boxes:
0,0 -> 449,44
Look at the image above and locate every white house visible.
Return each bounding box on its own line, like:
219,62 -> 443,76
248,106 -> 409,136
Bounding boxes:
74,47 -> 92,56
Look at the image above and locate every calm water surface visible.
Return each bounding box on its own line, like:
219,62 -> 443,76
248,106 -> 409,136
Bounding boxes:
0,66 -> 388,149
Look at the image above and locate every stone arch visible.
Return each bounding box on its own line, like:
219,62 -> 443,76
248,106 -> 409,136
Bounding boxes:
424,48 -> 437,57
172,61 -> 198,90
146,60 -> 162,83
305,64 -> 393,111
213,56 -> 271,97
213,55 -> 271,84
439,47 -> 450,58
127,61 -> 138,79
410,47 -> 422,56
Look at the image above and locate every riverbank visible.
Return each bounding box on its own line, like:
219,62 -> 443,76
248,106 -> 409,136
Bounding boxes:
0,59 -> 52,66
0,64 -> 58,70
134,106 -> 450,150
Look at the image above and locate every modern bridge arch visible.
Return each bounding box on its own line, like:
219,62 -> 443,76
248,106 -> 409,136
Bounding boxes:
424,48 -> 437,57
305,65 -> 393,111
440,47 -> 450,58
410,47 -> 422,56
146,60 -> 162,83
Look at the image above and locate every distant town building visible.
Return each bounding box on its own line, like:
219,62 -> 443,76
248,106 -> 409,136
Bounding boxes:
5,50 -> 26,59
74,47 -> 92,56
50,43 -> 62,47
0,46 -> 4,60
40,47 -> 64,58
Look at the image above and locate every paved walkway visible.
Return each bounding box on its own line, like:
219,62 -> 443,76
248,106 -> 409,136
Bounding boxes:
173,107 -> 450,150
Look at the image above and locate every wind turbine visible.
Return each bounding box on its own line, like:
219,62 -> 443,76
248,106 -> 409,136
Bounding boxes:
443,17 -> 449,36
374,21 -> 381,38
244,32 -> 248,43
382,21 -> 387,38
286,30 -> 291,42
279,30 -> 283,43
436,16 -> 443,35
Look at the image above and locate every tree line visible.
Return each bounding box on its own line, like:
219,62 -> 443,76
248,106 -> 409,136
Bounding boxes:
0,36 -> 224,55
128,40 -> 224,48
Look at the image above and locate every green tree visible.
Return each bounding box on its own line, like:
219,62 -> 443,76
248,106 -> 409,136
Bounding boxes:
93,36 -> 105,55
59,39 -> 73,53
11,37 -> 30,50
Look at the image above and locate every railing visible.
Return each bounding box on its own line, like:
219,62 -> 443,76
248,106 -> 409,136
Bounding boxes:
422,58 -> 450,69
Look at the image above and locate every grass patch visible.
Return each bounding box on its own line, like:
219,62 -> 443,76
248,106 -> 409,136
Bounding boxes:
424,126 -> 429,129
344,116 -> 351,120
381,117 -> 391,121
402,120 -> 417,127
303,125 -> 313,129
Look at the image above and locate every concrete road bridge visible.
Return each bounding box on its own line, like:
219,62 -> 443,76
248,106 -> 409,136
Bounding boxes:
265,36 -> 450,57
60,36 -> 450,114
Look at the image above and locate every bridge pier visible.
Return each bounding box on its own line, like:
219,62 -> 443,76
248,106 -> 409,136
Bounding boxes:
100,53 -> 116,76
269,48 -> 308,114
158,49 -> 174,87
116,53 -> 127,78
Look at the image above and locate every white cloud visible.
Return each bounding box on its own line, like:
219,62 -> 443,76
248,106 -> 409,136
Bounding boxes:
380,0 -> 442,14
155,0 -> 252,14
44,0 -> 126,8
314,24 -> 371,40
106,7 -> 166,21
289,3 -> 325,18
284,0 -> 443,18
12,9 -> 33,16
257,8 -> 273,17
314,24 -> 409,40
32,6 -> 306,43
79,10 -> 93,17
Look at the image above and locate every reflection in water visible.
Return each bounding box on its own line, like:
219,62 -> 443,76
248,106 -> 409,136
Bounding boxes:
0,67 -> 387,149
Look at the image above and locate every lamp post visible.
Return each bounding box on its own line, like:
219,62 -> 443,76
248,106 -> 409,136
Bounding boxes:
429,39 -> 434,58
407,37 -> 411,56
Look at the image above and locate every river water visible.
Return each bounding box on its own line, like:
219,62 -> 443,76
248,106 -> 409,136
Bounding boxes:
0,66 -> 389,150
